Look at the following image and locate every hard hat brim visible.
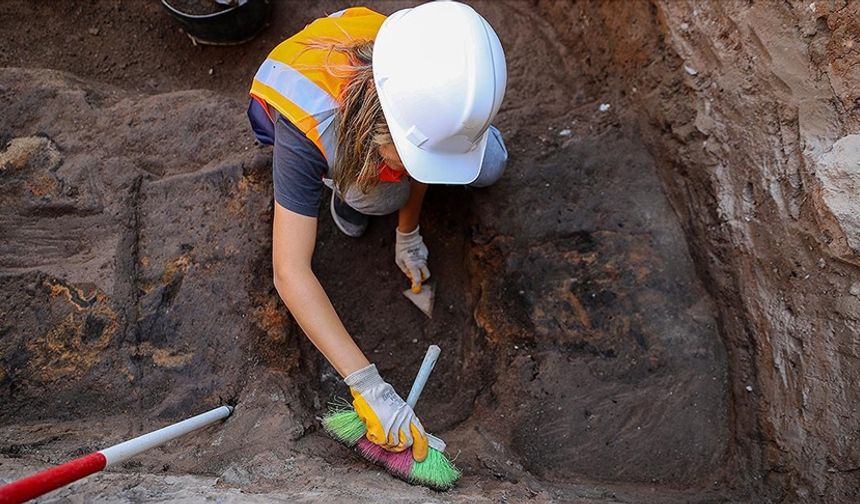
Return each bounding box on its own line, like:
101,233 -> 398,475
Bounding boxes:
391,127 -> 489,185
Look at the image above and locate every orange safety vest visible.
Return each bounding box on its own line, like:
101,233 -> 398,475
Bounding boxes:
249,7 -> 386,170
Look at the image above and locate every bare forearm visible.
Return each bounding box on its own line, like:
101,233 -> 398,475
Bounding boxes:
272,205 -> 369,378
274,267 -> 370,378
398,181 -> 428,233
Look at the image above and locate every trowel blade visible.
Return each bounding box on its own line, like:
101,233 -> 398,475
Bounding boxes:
403,282 -> 435,318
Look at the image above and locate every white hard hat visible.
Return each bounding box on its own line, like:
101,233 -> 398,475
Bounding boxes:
373,1 -> 507,185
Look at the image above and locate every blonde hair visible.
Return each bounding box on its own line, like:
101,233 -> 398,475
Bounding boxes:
298,40 -> 390,194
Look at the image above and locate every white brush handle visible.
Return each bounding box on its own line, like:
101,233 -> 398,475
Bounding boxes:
406,345 -> 441,408
427,433 -> 446,452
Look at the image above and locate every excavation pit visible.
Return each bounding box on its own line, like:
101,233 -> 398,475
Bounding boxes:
3,1 -> 859,502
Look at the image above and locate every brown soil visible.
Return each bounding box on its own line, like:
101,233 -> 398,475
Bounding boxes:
1,0 -> 857,503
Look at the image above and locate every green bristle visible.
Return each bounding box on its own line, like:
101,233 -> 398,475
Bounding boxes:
322,409 -> 366,446
409,447 -> 460,490
322,403 -> 460,491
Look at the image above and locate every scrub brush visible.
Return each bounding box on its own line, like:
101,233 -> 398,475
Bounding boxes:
323,345 -> 460,490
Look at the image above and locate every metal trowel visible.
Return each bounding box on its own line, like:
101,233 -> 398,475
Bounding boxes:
403,281 -> 435,318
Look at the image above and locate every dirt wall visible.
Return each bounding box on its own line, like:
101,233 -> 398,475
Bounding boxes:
534,0 -> 859,500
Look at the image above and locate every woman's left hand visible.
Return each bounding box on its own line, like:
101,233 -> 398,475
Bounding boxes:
395,225 -> 430,291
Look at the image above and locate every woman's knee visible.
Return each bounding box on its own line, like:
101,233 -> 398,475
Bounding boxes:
470,126 -> 508,188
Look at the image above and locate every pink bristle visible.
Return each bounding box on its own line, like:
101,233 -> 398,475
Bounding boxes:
356,436 -> 390,465
356,437 -> 415,480
384,448 -> 414,478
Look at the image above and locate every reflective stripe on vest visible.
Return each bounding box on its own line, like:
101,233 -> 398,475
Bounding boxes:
252,59 -> 338,162
248,7 -> 386,169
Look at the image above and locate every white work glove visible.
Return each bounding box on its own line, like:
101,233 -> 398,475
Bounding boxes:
345,364 -> 429,461
395,226 -> 430,291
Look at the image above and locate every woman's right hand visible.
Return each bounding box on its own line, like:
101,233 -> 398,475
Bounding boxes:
345,364 -> 429,462
273,206 -> 430,459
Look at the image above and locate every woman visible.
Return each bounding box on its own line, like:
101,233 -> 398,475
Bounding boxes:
247,2 -> 507,462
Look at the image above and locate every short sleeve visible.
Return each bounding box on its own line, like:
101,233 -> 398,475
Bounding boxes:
247,98 -> 275,145
272,116 -> 329,217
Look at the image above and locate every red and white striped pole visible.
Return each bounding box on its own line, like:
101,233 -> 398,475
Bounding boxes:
0,405 -> 233,504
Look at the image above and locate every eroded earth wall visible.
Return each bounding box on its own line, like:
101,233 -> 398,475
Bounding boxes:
536,0 -> 859,500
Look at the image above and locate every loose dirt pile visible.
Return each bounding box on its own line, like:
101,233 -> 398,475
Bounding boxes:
1,1 -> 858,503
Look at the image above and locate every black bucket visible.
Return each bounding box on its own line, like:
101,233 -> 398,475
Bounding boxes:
161,0 -> 270,45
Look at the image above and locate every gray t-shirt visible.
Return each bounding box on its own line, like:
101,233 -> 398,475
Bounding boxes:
271,114 -> 330,217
